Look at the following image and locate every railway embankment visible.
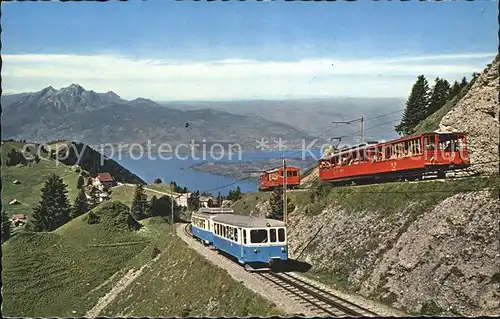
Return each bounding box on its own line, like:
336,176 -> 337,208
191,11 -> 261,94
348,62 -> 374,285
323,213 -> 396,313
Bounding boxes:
235,175 -> 500,316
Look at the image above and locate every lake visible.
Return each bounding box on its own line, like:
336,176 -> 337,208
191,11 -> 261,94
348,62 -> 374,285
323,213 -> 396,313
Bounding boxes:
112,148 -> 322,196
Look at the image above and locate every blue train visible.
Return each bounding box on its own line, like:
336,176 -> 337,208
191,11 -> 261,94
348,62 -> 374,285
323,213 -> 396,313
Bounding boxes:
190,209 -> 288,271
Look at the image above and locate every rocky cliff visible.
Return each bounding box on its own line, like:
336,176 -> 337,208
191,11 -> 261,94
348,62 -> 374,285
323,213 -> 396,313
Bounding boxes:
236,176 -> 499,316
438,55 -> 499,174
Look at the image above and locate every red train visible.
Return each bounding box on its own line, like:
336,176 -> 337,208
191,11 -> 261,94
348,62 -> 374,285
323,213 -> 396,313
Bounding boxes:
318,132 -> 470,184
259,166 -> 301,191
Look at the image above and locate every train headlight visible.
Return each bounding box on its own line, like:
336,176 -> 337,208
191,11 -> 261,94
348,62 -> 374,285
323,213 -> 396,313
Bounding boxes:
281,247 -> 286,252
253,248 -> 259,253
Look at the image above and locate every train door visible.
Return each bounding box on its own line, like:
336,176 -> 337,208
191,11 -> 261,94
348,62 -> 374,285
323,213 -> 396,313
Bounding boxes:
240,228 -> 245,261
424,134 -> 437,161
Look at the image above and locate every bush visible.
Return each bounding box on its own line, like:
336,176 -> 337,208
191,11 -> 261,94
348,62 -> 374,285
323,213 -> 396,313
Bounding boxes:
87,211 -> 100,225
151,247 -> 161,259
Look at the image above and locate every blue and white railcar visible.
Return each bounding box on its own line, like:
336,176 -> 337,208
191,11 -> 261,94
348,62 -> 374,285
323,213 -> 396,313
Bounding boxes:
211,214 -> 288,268
191,211 -> 216,245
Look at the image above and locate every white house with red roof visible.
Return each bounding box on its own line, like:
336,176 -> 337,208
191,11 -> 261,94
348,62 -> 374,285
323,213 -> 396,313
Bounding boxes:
92,172 -> 117,190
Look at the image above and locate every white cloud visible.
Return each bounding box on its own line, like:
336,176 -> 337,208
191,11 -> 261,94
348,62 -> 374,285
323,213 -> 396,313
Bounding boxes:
2,53 -> 495,101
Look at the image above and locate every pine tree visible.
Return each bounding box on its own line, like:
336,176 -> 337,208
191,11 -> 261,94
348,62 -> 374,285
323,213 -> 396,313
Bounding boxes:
234,186 -> 242,200
394,75 -> 430,136
460,76 -> 468,89
154,178 -> 162,184
427,77 -> 451,116
217,192 -> 222,207
267,186 -> 289,221
31,173 -> 71,232
131,184 -> 150,220
71,188 -> 89,218
188,191 -> 200,212
1,210 -> 11,242
448,80 -> 461,101
150,195 -> 158,215
77,175 -> 85,189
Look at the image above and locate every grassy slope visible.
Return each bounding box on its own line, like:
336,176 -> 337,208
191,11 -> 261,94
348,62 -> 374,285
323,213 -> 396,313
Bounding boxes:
230,192 -> 272,216
2,203 -> 281,317
100,223 -> 283,317
1,141 -> 82,218
1,211 -> 150,317
292,176 -> 499,218
110,184 -> 166,207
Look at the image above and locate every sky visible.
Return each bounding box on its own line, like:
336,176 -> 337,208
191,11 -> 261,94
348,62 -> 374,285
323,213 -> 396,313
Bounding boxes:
2,0 -> 498,101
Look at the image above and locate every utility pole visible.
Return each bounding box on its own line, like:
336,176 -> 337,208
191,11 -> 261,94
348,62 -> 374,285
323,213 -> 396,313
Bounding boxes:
332,114 -> 365,144
170,183 -> 174,235
360,114 -> 364,144
282,156 -> 287,225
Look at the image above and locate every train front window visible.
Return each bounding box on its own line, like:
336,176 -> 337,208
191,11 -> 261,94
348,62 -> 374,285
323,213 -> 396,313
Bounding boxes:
270,229 -> 277,242
278,228 -> 286,242
250,229 -> 268,243
438,134 -> 461,151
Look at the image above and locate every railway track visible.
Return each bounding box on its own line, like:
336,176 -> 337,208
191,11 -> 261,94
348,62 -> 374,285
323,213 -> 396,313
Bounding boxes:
295,172 -> 489,191
258,272 -> 379,317
183,223 -> 192,237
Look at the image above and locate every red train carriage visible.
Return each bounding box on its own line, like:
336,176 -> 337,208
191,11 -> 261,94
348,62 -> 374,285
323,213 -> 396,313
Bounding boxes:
318,132 -> 470,184
259,166 -> 301,191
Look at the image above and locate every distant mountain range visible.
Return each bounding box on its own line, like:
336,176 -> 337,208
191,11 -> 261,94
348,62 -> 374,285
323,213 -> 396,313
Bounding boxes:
159,97 -> 405,144
1,84 -> 315,150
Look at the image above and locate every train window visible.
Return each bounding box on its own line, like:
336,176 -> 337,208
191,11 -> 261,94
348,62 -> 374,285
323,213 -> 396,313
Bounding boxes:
425,135 -> 436,151
278,228 -> 286,242
235,229 -> 239,243
250,229 -> 268,243
243,229 -> 247,244
439,134 -> 459,152
270,229 -> 277,242
293,171 -> 298,176
287,171 -> 292,177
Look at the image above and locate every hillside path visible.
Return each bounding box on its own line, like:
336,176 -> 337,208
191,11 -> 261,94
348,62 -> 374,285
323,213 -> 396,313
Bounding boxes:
86,250 -> 165,317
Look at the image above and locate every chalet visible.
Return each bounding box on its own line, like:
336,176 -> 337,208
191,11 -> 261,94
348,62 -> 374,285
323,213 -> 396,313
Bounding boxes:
11,214 -> 26,226
93,173 -> 117,189
174,193 -> 190,208
199,196 -> 214,208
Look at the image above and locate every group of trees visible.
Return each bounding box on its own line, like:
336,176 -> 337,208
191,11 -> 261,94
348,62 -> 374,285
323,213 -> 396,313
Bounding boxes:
395,74 -> 477,136
226,186 -> 242,201
5,148 -> 40,166
1,210 -> 11,242
188,190 -> 201,211
130,185 -> 181,222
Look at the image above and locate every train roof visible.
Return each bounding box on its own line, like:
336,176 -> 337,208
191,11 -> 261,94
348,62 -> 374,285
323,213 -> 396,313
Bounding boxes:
196,207 -> 234,214
192,211 -> 219,219
212,214 -> 286,228
264,166 -> 300,174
